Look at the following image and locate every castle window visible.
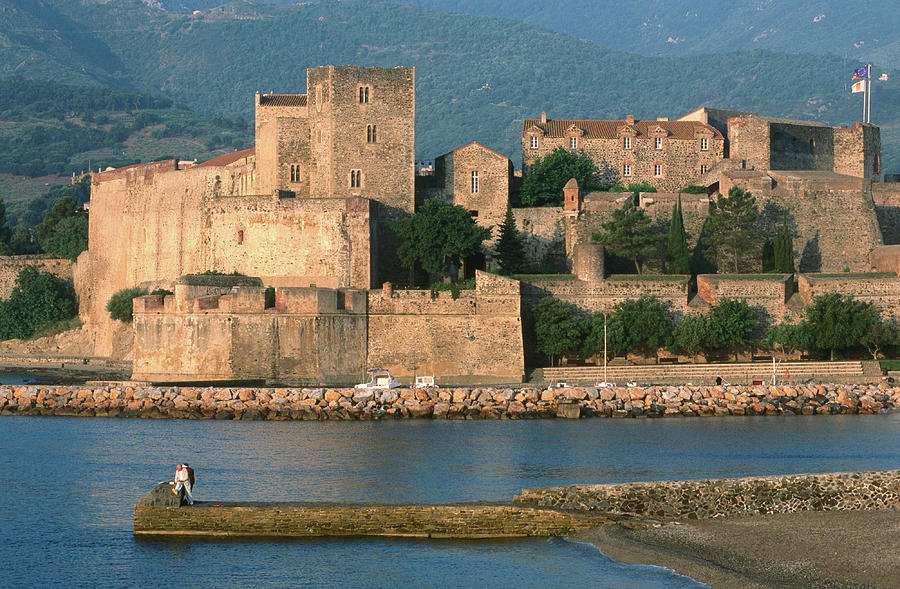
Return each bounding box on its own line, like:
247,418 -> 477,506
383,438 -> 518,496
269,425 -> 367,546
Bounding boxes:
655,137 -> 663,150
316,85 -> 322,112
530,136 -> 538,149
471,171 -> 479,194
237,229 -> 244,245
623,136 -> 631,150
700,164 -> 709,174
366,124 -> 377,143
569,136 -> 577,149
700,137 -> 709,151
290,164 -> 301,183
623,164 -> 631,177
350,169 -> 362,188
654,163 -> 663,177
359,86 -> 370,104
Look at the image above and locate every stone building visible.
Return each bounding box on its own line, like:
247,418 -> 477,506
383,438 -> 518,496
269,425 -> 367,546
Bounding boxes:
522,113 -> 725,192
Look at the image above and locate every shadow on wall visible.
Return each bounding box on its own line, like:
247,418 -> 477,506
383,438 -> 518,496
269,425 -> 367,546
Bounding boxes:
800,232 -> 822,273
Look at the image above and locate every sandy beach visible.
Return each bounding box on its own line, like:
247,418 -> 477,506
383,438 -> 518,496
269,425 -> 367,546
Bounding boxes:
573,509 -> 900,588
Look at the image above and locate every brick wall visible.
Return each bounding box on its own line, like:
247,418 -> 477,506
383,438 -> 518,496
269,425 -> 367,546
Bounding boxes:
0,255 -> 73,300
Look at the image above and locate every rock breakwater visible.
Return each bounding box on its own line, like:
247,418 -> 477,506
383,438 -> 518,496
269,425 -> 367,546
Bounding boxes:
1,382 -> 898,420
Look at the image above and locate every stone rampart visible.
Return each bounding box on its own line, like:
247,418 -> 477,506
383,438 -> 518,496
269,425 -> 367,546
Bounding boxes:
521,276 -> 690,316
697,275 -> 793,324
873,182 -> 900,244
797,274 -> 900,319
0,255 -> 74,299
512,470 -> 900,520
3,382 -> 896,420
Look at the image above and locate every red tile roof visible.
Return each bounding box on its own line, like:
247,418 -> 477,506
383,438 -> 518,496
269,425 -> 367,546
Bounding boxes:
258,94 -> 307,107
523,118 -> 722,140
197,148 -> 255,167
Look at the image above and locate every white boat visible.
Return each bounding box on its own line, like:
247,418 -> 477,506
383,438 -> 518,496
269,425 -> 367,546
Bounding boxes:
596,381 -> 616,388
413,375 -> 438,389
355,369 -> 401,389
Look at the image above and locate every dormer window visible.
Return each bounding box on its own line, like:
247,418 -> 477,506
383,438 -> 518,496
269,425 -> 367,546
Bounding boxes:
655,137 -> 663,150
700,137 -> 709,151
530,136 -> 538,149
623,136 -> 632,150
569,136 -> 577,149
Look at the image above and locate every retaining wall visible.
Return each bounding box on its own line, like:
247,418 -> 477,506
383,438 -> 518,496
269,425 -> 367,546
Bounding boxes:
513,470 -> 900,520
2,382 -> 897,420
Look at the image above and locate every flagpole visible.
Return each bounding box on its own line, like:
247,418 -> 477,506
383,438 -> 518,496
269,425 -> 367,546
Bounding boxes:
867,64 -> 872,123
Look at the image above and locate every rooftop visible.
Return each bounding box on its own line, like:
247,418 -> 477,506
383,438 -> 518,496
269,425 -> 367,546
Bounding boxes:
523,118 -> 723,140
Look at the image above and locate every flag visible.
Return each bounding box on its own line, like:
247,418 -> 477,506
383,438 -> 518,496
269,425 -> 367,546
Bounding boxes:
851,66 -> 869,80
851,80 -> 866,93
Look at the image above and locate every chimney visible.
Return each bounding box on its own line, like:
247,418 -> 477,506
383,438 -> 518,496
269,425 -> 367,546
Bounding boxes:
657,117 -> 669,121
626,114 -> 635,125
540,111 -> 547,124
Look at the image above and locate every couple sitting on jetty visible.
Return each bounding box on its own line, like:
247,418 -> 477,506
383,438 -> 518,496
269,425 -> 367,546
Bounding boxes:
172,463 -> 195,505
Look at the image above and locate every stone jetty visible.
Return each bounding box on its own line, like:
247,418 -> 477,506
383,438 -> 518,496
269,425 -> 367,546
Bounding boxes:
2,382 -> 898,420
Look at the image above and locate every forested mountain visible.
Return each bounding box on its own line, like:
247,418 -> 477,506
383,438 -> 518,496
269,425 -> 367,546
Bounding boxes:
151,0 -> 899,66
1,0 -> 897,171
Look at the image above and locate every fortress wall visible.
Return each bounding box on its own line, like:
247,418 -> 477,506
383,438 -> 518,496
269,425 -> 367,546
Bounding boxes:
514,208 -> 569,271
440,144 -> 512,237
834,123 -> 881,180
206,195 -> 373,289
696,275 -> 791,325
872,182 -> 900,244
521,277 -> 690,316
367,272 -> 524,383
0,255 -> 73,300
768,122 -> 833,171
727,116 -> 770,170
798,274 -> 900,319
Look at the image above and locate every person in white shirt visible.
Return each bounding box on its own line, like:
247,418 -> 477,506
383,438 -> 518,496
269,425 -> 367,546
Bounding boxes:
173,463 -> 194,505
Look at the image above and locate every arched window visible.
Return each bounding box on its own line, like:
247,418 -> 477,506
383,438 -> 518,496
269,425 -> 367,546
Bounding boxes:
367,124 -> 377,143
350,170 -> 362,188
359,86 -> 370,104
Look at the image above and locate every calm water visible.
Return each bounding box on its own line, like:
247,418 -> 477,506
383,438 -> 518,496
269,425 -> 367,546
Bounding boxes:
2,375 -> 900,588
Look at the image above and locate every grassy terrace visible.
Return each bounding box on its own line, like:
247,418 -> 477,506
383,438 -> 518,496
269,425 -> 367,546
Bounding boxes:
606,275 -> 686,281
811,273 -> 896,279
711,274 -> 787,280
512,274 -> 577,280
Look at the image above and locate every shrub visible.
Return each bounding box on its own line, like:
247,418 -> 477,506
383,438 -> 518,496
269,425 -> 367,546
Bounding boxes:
107,287 -> 146,322
0,268 -> 77,341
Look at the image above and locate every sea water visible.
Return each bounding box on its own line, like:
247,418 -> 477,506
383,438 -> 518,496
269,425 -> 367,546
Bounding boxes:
1,386 -> 899,587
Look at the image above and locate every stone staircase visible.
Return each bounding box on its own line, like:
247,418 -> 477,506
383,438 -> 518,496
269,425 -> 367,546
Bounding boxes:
542,360 -> 868,385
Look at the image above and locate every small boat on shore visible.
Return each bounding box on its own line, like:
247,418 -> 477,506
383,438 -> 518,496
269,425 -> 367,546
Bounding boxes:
355,368 -> 401,389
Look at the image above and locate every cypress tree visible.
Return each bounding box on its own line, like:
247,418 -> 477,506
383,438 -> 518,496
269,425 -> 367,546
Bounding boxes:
666,195 -> 690,274
494,202 -> 527,274
774,213 -> 794,273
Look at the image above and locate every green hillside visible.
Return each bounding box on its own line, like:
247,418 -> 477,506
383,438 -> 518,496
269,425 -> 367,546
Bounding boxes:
1,0 -> 897,171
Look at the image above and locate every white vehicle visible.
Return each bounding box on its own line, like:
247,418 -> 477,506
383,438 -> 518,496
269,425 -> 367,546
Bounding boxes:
413,375 -> 438,389
355,369 -> 401,390
550,381 -> 570,389
596,381 -> 616,388
626,381 -> 638,387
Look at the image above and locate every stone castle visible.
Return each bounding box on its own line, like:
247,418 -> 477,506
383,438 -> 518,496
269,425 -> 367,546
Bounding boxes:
22,64 -> 900,385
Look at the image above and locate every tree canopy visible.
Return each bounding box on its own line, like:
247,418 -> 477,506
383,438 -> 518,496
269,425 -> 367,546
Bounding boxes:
593,200 -> 662,274
604,296 -> 673,356
773,213 -> 794,273
707,187 -> 758,273
520,147 -> 597,207
666,195 -> 690,274
494,202 -> 527,274
35,196 -> 89,261
531,296 -> 586,366
804,292 -> 880,360
107,287 -> 147,323
392,199 -> 492,279
0,267 -> 77,341
706,298 -> 759,359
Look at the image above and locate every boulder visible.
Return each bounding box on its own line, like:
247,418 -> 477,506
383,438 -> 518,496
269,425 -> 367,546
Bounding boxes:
135,482 -> 185,507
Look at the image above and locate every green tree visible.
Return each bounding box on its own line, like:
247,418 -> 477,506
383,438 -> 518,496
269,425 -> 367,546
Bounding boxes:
706,298 -> 758,360
670,314 -> 711,360
773,213 -> 794,273
392,199 -> 492,280
666,195 -> 690,274
765,320 -> 811,360
707,187 -> 758,273
532,296 -> 587,366
9,228 -> 40,255
494,202 -> 527,274
36,196 -> 89,260
603,296 -> 672,356
0,198 -> 11,253
859,319 -> 900,360
0,267 -> 77,341
804,293 -> 880,360
520,146 -> 596,207
107,286 -> 147,323
593,200 -> 661,274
